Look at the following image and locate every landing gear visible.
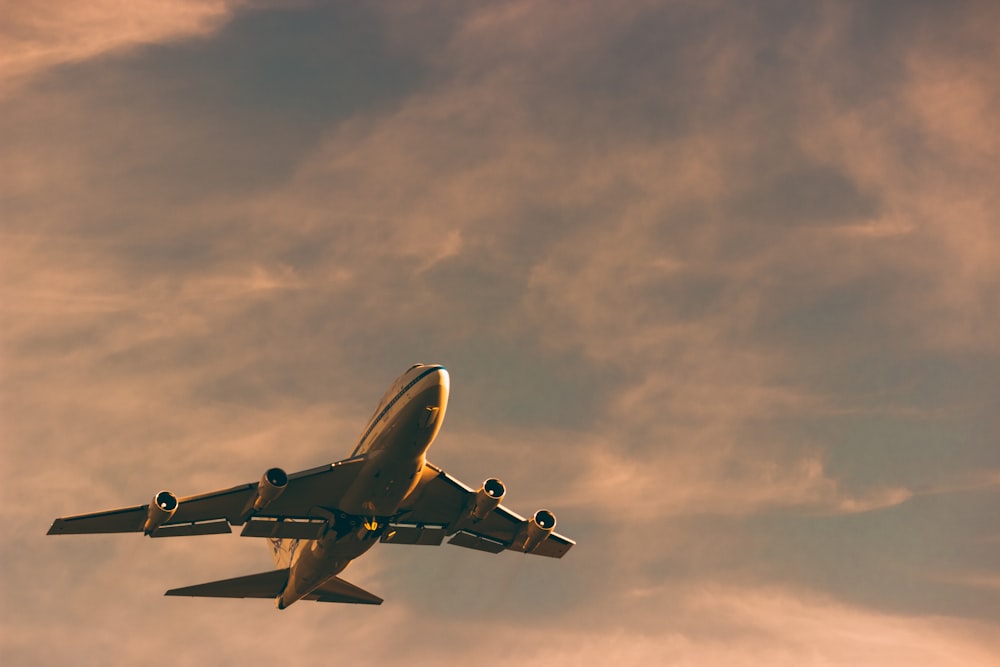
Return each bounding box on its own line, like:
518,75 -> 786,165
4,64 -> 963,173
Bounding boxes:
323,511 -> 387,541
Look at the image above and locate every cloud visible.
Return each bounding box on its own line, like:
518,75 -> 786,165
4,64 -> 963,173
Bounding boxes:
790,7 -> 1000,354
512,584 -> 1000,667
2,1 -> 999,665
559,441 -> 916,520
0,0 -> 241,92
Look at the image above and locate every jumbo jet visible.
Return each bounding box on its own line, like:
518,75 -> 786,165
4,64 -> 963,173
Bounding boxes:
48,364 -> 573,608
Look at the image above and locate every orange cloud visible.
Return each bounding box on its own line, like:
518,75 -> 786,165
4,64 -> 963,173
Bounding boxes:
374,581 -> 1000,667
0,0 -> 240,92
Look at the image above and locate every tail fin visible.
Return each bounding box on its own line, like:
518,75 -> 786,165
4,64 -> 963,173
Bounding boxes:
165,568 -> 383,606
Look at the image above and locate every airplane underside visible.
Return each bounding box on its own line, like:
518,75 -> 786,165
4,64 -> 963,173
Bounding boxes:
171,511 -> 389,608
47,365 -> 574,609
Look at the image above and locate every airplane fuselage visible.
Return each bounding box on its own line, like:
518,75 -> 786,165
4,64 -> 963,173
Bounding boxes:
278,364 -> 449,608
47,362 -> 573,607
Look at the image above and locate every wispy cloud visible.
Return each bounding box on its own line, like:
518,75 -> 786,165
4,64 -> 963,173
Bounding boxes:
2,1 -> 998,664
0,0 -> 241,92
514,584 -> 1000,667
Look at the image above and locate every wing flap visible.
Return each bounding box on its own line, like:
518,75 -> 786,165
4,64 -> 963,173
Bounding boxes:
446,528 -> 575,557
448,530 -> 506,554
522,532 -> 575,558
149,519 -> 232,538
381,523 -> 447,546
240,517 -> 326,539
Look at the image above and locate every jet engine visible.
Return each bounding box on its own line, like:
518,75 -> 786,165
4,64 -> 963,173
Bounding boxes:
471,478 -> 506,521
143,491 -> 178,535
446,478 -> 506,534
520,509 -> 556,553
252,467 -> 288,512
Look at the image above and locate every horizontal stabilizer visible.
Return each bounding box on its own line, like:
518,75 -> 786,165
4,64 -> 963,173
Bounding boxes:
165,568 -> 383,605
306,577 -> 383,605
165,569 -> 289,599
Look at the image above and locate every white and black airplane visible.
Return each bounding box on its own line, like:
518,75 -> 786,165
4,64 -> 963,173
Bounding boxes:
48,364 -> 574,609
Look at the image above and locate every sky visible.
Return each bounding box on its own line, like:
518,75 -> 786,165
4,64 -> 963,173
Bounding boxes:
1,1 -> 998,665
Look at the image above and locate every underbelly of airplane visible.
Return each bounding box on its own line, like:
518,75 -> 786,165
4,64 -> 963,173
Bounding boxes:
279,519 -> 385,609
339,383 -> 444,516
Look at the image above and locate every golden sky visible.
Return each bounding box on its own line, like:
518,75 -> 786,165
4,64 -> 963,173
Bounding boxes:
2,1 -> 998,665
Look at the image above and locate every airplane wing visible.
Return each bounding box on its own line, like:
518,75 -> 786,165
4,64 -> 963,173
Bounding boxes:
386,462 -> 574,558
47,457 -> 367,537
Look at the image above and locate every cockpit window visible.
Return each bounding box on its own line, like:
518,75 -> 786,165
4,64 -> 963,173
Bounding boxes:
407,363 -> 423,371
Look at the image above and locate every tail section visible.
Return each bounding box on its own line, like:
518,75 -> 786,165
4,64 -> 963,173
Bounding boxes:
164,568 -> 383,608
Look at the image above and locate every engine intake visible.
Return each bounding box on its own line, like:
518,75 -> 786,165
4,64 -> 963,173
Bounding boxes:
253,467 -> 288,512
520,509 -> 556,553
144,491 -> 178,535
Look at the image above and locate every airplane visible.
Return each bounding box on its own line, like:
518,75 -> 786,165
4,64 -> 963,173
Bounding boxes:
47,364 -> 574,609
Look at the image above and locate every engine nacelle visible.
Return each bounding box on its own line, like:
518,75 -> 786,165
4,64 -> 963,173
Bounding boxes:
143,490 -> 178,535
253,467 -> 288,512
445,478 -> 507,534
520,509 -> 556,553
471,478 -> 506,521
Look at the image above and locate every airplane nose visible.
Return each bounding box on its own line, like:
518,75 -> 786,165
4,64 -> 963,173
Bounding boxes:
414,366 -> 449,434
433,366 -> 449,393
423,366 -> 449,415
